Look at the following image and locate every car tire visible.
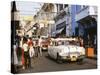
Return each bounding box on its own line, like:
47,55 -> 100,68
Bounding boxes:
56,53 -> 63,64
47,53 -> 50,57
77,59 -> 84,65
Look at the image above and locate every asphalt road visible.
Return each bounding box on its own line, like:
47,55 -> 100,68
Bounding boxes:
17,51 -> 97,74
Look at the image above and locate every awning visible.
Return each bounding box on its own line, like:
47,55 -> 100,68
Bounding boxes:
52,32 -> 56,34
56,28 -> 64,34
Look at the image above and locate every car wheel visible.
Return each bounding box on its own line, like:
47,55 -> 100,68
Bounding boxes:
77,59 -> 84,65
47,53 -> 50,57
56,53 -> 63,64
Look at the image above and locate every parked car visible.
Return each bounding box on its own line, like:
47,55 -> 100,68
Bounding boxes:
48,38 -> 85,63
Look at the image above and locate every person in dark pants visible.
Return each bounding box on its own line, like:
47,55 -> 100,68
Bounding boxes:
34,40 -> 39,57
23,38 -> 29,69
27,37 -> 34,68
94,35 -> 97,54
29,43 -> 34,68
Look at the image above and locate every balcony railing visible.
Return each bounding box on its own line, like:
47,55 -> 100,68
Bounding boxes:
76,6 -> 97,21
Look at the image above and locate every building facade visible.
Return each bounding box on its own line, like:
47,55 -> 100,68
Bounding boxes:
34,3 -> 57,37
75,6 -> 97,53
70,5 -> 81,36
54,4 -> 71,37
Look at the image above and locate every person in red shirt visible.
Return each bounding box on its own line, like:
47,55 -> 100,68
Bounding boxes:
27,37 -> 33,47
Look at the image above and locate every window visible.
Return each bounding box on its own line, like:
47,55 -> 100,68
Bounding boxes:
81,5 -> 87,9
59,4 -> 63,11
64,4 -> 68,8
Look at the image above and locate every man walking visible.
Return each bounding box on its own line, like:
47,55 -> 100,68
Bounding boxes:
23,37 -> 29,69
38,38 -> 42,56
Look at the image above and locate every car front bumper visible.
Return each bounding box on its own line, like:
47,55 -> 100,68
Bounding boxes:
60,55 -> 85,61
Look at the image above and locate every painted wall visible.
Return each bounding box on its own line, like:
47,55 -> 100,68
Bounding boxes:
71,5 -> 81,36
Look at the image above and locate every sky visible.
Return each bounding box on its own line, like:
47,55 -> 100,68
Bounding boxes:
16,1 -> 43,16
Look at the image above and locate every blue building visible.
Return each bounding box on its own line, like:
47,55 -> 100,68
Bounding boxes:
75,5 -> 97,55
75,5 -> 97,44
54,4 -> 71,37
70,5 -> 81,36
71,5 -> 97,52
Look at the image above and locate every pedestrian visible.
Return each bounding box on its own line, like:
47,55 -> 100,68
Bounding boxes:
21,48 -> 25,69
23,38 -> 29,69
94,35 -> 97,54
79,37 -> 84,47
11,44 -> 18,73
20,36 -> 23,48
27,37 -> 33,47
34,40 -> 39,57
19,37 -> 25,69
29,43 -> 35,68
38,38 -> 42,56
16,36 -> 25,69
27,38 -> 30,45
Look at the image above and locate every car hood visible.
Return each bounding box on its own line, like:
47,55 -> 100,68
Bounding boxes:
57,45 -> 84,53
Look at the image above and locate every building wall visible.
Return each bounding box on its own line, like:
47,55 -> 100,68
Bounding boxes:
75,5 -> 97,36
54,4 -> 71,37
75,5 -> 97,49
70,5 -> 81,36
37,3 -> 57,37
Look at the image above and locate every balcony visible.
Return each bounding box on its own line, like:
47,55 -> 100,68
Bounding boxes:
75,6 -> 97,21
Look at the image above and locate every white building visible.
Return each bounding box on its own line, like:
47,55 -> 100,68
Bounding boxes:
34,3 -> 57,37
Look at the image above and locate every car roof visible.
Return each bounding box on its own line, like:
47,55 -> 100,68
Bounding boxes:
51,38 -> 77,41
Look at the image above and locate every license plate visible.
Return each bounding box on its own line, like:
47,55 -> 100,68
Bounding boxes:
70,55 -> 77,61
71,57 -> 77,61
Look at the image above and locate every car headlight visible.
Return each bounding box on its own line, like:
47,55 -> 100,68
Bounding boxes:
80,52 -> 83,55
80,50 -> 85,55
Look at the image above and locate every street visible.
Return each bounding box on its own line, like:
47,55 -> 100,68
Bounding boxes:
17,51 -> 97,74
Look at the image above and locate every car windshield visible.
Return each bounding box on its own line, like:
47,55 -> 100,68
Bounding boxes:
52,40 -> 79,46
66,41 -> 80,46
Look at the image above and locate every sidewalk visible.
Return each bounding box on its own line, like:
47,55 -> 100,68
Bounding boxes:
85,58 -> 97,66
86,54 -> 97,60
85,46 -> 97,60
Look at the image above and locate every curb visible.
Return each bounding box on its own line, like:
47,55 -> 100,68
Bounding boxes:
86,56 -> 97,60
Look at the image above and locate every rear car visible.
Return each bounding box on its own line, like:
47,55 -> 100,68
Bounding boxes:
41,40 -> 48,51
40,36 -> 49,51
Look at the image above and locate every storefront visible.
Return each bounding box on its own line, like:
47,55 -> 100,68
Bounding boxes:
78,16 -> 97,54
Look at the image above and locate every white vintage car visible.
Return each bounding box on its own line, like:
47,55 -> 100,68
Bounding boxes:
48,38 -> 85,63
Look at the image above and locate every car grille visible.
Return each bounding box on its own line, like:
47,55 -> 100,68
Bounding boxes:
68,52 -> 80,56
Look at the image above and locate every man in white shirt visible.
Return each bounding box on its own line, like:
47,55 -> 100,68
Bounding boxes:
23,43 -> 28,52
23,40 -> 29,69
38,38 -> 42,56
